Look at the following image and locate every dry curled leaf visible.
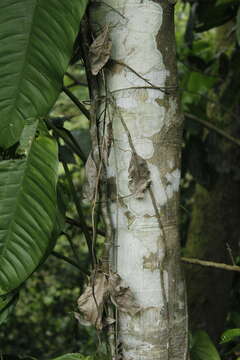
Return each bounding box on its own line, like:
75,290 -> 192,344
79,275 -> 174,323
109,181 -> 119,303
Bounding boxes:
89,25 -> 112,75
76,272 -> 108,330
83,152 -> 97,201
128,153 -> 151,199
76,271 -> 141,330
108,272 -> 141,316
103,316 -> 116,327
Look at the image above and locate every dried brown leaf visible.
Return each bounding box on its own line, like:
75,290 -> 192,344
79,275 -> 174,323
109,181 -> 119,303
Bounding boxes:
74,312 -> 92,327
108,273 -> 141,316
128,153 -> 151,199
83,152 -> 97,201
89,25 -> 112,75
103,316 -> 116,326
76,272 -> 108,330
76,271 -> 141,330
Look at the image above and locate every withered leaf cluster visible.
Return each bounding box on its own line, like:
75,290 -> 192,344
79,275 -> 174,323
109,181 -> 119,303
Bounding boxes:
83,152 -> 98,201
75,271 -> 141,330
89,25 -> 112,76
128,153 -> 151,199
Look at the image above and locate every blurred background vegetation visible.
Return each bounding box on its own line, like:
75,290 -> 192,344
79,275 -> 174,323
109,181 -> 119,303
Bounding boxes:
1,0 -> 240,359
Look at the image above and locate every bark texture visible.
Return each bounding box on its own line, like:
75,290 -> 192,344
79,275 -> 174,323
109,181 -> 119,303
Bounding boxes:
89,1 -> 188,359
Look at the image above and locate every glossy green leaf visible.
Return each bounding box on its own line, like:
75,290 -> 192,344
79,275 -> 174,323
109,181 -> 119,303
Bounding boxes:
0,292 -> 18,325
0,0 -> 88,148
0,123 -> 58,295
191,330 -> 221,360
37,183 -> 67,269
220,328 -> 240,344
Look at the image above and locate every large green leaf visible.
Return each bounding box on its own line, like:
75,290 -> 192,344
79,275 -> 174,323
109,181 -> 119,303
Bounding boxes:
191,330 -> 221,360
0,0 -> 88,148
220,328 -> 240,344
0,292 -> 18,325
0,123 -> 58,295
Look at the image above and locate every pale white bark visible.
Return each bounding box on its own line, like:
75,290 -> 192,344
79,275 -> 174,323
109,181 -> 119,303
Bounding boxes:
89,1 -> 188,359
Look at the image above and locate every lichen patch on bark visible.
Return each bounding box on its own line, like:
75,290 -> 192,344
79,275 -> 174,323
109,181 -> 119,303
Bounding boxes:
143,251 -> 160,271
165,168 -> 181,199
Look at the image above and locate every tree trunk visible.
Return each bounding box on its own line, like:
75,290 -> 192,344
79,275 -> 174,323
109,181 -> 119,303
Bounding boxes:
89,1 -> 188,359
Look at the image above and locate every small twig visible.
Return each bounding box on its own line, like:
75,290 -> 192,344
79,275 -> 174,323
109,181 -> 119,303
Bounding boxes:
91,1 -> 127,19
80,16 -> 99,101
66,216 -> 83,228
66,217 -> 105,237
67,82 -> 80,89
182,257 -> 240,272
63,86 -> 91,120
46,119 -> 86,162
62,162 -> 95,267
66,72 -> 88,87
64,231 -> 82,265
185,113 -> 240,147
65,129 -> 88,163
108,82 -> 240,126
112,60 -> 177,95
109,85 -> 170,96
51,251 -> 89,276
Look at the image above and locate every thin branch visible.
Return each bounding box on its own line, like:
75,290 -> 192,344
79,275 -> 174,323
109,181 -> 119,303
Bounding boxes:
92,1 -> 126,19
80,16 -> 99,102
107,79 -> 239,125
64,128 -> 87,163
112,60 -> 177,95
62,162 -> 95,267
66,217 -> 83,228
51,251 -> 89,276
64,231 -> 82,266
182,257 -> 240,273
66,217 -> 105,237
185,113 -> 240,147
46,119 -> 86,162
66,72 -> 88,87
80,16 -> 103,271
63,86 -> 91,120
